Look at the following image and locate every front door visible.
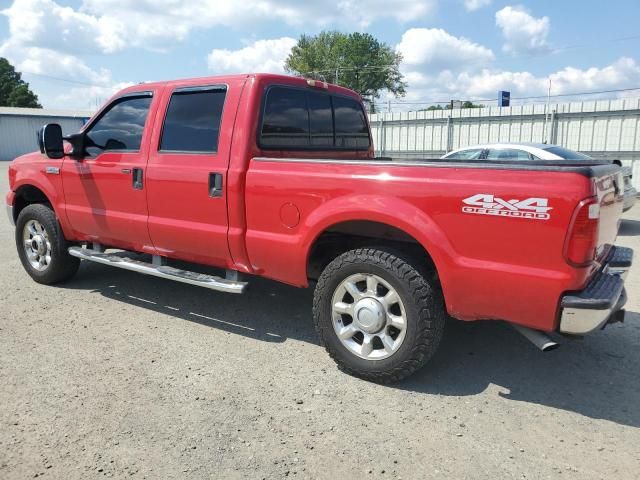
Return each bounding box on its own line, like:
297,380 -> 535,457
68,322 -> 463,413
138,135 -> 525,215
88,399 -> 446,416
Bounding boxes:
62,92 -> 157,253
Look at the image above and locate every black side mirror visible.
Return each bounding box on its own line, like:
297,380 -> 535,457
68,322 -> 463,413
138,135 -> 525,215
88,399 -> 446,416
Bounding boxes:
37,124 -> 64,159
64,132 -> 87,160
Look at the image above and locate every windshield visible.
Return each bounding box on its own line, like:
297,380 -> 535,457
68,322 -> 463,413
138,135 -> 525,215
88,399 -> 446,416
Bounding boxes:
544,146 -> 592,160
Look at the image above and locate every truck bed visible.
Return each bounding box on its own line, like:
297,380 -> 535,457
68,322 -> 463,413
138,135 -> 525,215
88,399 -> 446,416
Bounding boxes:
243,155 -> 623,331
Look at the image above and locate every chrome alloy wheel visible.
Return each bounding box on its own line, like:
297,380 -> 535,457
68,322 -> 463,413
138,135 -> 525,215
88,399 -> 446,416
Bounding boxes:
22,219 -> 52,271
331,273 -> 407,360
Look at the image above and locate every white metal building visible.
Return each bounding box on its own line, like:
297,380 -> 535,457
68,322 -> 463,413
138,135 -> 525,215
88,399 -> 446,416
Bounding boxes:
0,107 -> 92,161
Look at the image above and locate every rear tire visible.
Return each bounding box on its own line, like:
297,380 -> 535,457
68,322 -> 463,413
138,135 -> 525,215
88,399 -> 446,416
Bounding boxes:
15,204 -> 80,284
313,248 -> 445,383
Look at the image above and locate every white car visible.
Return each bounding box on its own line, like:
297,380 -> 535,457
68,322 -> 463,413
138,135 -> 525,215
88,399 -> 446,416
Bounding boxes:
442,143 -> 636,211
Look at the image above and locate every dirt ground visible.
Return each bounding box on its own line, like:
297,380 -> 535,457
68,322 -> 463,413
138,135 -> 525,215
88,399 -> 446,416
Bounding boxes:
1,162 -> 639,479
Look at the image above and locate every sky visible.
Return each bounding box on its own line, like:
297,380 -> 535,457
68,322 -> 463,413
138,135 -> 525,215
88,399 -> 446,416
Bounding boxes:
1,0 -> 640,111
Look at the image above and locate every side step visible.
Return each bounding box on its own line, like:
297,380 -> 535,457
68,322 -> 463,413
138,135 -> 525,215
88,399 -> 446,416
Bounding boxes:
68,247 -> 247,294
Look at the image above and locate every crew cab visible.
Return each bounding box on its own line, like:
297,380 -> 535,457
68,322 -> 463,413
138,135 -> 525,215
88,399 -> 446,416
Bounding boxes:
5,73 -> 633,383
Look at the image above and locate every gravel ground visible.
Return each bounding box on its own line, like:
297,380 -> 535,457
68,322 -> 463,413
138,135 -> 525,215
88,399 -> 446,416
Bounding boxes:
1,162 -> 639,479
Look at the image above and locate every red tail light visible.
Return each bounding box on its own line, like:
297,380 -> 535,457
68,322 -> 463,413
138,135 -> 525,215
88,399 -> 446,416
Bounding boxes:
564,197 -> 600,267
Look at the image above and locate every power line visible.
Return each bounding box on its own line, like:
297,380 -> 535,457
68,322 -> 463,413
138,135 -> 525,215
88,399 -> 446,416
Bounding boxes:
546,33 -> 640,55
375,87 -> 640,107
20,71 -> 100,87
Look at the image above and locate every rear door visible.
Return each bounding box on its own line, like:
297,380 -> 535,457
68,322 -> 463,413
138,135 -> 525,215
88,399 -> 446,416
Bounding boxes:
61,92 -> 156,252
145,83 -> 239,267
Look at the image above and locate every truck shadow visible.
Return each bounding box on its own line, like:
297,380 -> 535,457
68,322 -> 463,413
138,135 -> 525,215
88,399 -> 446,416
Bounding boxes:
60,262 -> 640,428
60,261 -> 317,345
400,316 -> 640,428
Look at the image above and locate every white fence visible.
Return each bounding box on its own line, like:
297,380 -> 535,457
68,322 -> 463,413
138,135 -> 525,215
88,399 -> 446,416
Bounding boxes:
369,97 -> 640,187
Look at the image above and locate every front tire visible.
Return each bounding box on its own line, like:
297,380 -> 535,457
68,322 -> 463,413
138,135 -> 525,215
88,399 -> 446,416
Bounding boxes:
15,204 -> 80,284
313,248 -> 445,383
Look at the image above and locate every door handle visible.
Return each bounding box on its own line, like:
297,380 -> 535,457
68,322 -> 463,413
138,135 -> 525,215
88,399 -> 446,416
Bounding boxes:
209,172 -> 223,197
132,168 -> 143,190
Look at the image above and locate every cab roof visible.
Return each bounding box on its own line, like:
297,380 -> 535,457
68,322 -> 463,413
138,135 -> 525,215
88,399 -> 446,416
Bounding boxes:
117,73 -> 362,99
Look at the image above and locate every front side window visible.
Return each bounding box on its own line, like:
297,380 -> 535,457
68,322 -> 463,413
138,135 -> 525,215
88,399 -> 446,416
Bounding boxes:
85,96 -> 152,156
160,87 -> 227,152
486,148 -> 531,160
260,86 -> 370,150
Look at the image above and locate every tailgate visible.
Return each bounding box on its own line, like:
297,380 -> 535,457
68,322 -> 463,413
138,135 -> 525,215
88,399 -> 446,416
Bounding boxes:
594,168 -> 625,261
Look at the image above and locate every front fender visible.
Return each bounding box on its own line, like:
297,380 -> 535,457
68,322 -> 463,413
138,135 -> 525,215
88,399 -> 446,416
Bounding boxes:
11,155 -> 71,236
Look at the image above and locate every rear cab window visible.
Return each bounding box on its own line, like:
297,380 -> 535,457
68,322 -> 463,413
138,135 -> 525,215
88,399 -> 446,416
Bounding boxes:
543,146 -> 592,160
259,85 -> 370,151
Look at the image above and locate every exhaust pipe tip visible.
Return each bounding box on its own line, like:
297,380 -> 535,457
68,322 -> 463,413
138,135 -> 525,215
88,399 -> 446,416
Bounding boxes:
540,341 -> 560,352
511,324 -> 560,352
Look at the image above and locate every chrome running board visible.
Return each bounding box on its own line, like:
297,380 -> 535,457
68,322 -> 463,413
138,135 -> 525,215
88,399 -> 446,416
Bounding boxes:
68,247 -> 247,294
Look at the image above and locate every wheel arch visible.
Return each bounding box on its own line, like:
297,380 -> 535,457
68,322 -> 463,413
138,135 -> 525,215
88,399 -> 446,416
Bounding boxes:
302,195 -> 456,306
12,184 -> 54,224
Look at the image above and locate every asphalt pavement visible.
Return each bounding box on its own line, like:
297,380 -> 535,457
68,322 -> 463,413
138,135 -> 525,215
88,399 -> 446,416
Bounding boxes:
1,162 -> 639,479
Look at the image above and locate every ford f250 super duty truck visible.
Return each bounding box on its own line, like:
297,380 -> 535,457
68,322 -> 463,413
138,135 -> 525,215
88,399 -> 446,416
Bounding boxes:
5,73 -> 634,383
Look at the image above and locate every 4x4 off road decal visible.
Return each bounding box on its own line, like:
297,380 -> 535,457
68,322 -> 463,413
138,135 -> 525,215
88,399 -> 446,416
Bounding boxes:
462,194 -> 552,220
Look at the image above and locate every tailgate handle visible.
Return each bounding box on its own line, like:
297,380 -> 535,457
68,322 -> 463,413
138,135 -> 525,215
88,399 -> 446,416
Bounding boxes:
209,172 -> 223,197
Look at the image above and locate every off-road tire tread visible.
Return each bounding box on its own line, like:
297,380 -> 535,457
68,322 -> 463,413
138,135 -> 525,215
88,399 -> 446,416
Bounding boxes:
313,248 -> 445,384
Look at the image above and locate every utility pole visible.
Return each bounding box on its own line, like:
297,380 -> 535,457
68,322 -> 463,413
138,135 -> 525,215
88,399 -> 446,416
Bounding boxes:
388,100 -> 391,113
335,67 -> 339,85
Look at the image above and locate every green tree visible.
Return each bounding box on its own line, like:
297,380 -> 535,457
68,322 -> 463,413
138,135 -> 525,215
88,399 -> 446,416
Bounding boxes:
0,57 -> 41,108
285,31 -> 407,108
461,101 -> 484,109
421,101 -> 485,111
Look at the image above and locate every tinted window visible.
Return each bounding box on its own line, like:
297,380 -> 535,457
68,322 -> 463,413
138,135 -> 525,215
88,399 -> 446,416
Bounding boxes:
308,92 -> 333,147
544,146 -> 592,160
486,148 -> 531,160
85,96 -> 151,156
160,88 -> 226,152
260,86 -> 370,150
445,148 -> 484,160
333,96 -> 369,149
261,87 -> 309,148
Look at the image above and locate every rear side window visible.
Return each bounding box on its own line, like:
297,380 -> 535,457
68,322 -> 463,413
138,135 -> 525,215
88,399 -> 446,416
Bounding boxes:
333,96 -> 369,149
260,86 -> 370,150
160,87 -> 226,152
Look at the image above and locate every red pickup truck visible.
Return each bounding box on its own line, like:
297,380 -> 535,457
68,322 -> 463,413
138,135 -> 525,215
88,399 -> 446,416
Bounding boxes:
6,73 -> 633,383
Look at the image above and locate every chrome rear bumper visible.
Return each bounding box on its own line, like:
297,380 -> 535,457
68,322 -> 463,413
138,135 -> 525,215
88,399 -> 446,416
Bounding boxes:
559,246 -> 633,335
